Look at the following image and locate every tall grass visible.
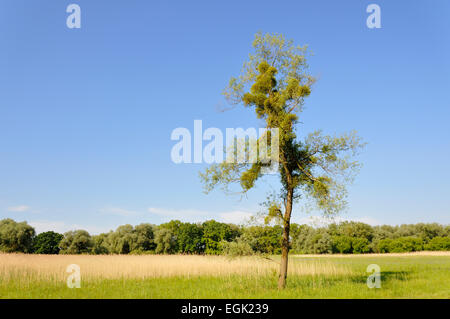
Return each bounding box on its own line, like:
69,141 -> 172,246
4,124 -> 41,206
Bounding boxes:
0,253 -> 448,298
0,253 -> 350,282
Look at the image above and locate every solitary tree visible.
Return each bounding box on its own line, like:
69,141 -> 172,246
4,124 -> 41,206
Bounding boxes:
200,32 -> 364,288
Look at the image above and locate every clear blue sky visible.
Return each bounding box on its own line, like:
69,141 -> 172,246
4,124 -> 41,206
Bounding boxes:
1,0 -> 449,234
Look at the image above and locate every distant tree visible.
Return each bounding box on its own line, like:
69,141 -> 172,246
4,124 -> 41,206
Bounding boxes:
394,224 -> 420,238
241,225 -> 282,254
107,224 -> 134,254
292,226 -> 334,254
372,225 -> 396,239
414,223 -> 445,243
337,221 -> 374,242
200,32 -> 364,288
158,220 -> 183,251
91,233 -> 110,254
378,237 -> 423,253
105,224 -> 156,254
133,223 -> 156,252
2,217 -> 446,256
201,220 -> 240,254
377,238 -> 393,253
370,225 -> 396,252
351,237 -> 371,254
177,222 -> 204,254
424,237 -> 450,251
32,231 -> 63,254
59,230 -> 93,254
222,238 -> 254,257
159,220 -> 183,232
292,225 -> 316,253
314,232 -> 333,254
289,223 -> 301,242
445,226 -> 450,237
0,218 -> 35,253
332,235 -> 353,254
154,228 -> 176,254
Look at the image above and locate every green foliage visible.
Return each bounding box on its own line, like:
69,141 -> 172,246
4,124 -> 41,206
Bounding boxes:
292,224 -> 315,253
91,233 -> 110,255
154,228 -> 176,254
337,222 -> 374,241
32,231 -> 63,254
351,237 -> 371,254
332,236 -> 353,254
377,238 -> 393,253
201,32 -> 364,218
291,226 -> 333,254
424,237 -> 450,251
176,222 -> 204,254
59,230 -> 93,254
0,218 -> 35,253
289,223 -> 301,240
158,220 -> 204,254
313,232 -> 333,254
133,223 -> 156,252
107,225 -> 135,254
201,220 -> 240,254
378,237 -> 423,253
411,223 -> 446,243
1,218 -> 449,255
371,224 -> 450,253
445,226 -> 450,237
291,222 -> 450,254
370,225 -> 396,252
101,223 -> 156,254
240,225 -> 282,254
222,238 -> 254,257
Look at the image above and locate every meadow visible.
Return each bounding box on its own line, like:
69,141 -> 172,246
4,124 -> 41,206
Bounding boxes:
0,252 -> 449,298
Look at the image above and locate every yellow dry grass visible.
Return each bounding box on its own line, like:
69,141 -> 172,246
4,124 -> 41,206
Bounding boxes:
0,253 -> 351,282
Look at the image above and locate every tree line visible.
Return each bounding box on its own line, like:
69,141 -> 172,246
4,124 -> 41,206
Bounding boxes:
0,218 -> 449,255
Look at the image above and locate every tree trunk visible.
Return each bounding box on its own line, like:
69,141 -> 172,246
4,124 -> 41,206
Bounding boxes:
278,231 -> 289,289
278,187 -> 293,289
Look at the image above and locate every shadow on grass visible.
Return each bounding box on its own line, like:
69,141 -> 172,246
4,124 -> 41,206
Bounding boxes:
350,270 -> 412,284
281,270 -> 413,291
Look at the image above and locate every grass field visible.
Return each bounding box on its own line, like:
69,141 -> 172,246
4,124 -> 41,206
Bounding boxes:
0,252 -> 449,298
